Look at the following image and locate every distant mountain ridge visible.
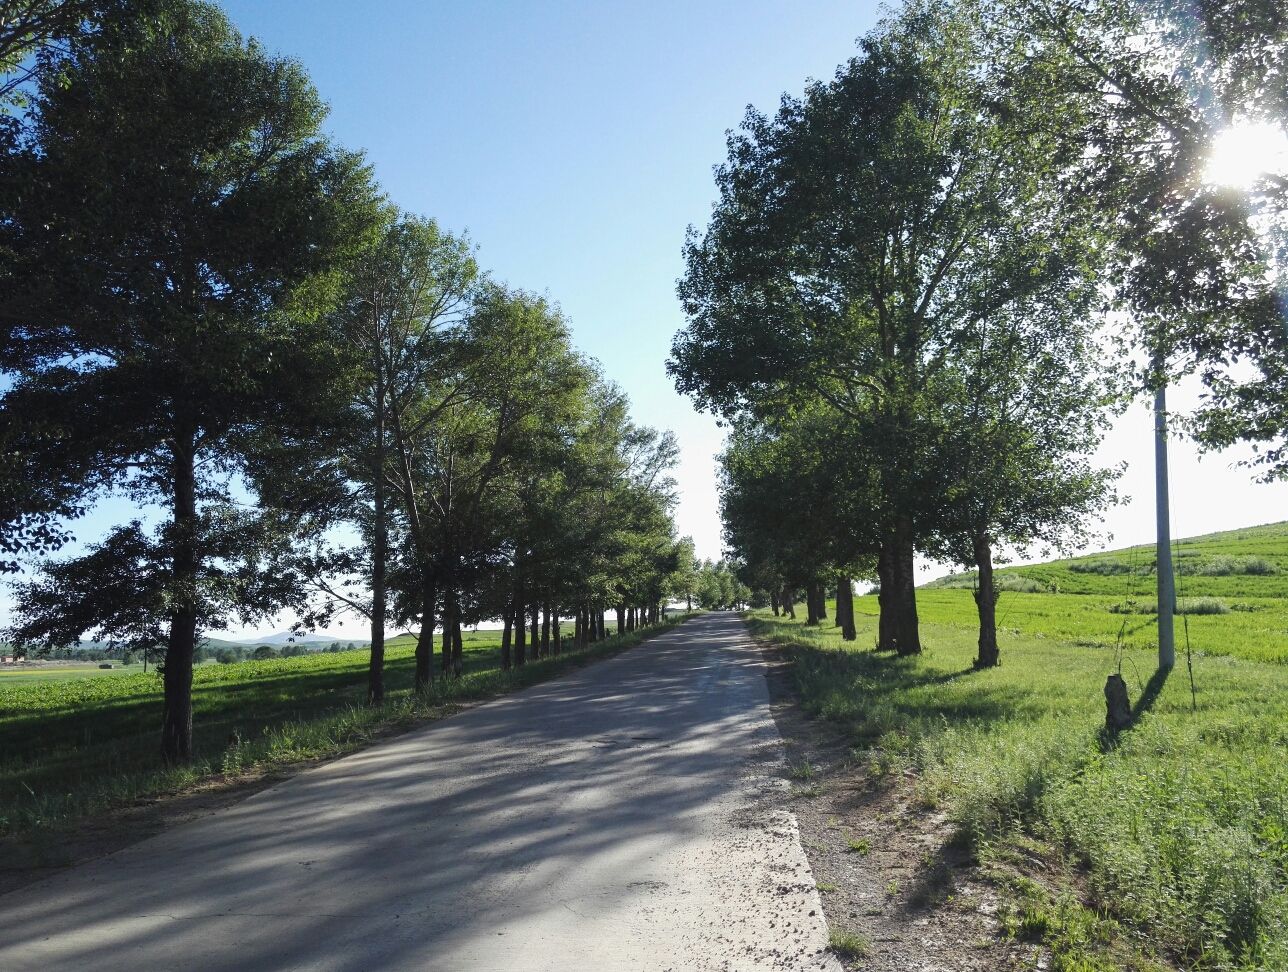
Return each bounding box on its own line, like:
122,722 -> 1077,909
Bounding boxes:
230,631 -> 363,647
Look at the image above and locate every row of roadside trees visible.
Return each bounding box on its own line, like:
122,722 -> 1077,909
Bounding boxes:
671,0 -> 1287,667
0,0 -> 688,764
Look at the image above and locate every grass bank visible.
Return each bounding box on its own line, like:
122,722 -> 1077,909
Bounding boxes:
915,521 -> 1288,665
0,614 -> 698,843
872,588 -> 1288,664
751,605 -> 1287,971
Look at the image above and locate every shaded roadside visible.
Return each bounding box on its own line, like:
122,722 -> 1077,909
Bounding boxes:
753,631 -> 1040,971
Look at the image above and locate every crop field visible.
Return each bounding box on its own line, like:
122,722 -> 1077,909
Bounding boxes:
0,663 -> 155,685
0,619 -> 687,842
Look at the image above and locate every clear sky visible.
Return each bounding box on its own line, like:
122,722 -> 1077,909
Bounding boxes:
214,0 -> 892,567
4,1 -> 1286,639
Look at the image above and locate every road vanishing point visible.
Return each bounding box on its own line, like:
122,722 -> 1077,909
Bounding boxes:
0,612 -> 840,971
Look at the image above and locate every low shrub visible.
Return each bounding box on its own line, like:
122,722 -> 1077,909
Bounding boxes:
933,573 -> 1044,593
1069,559 -> 1150,576
1178,555 -> 1280,577
1108,597 -> 1230,616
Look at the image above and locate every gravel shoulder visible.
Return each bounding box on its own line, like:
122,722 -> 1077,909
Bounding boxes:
756,637 -> 1043,971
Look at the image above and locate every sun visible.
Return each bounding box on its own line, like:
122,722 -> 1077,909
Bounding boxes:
1204,120 -> 1288,190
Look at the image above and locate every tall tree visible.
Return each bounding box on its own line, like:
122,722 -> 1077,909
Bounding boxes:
672,1 -> 1115,653
0,0 -> 116,569
932,303 -> 1120,666
0,0 -> 375,762
0,0 -> 108,105
256,211 -> 477,702
993,0 -> 1288,477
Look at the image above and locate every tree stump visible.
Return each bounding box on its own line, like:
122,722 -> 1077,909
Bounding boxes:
1104,674 -> 1131,733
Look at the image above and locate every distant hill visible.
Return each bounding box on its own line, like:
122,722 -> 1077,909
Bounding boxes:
925,521 -> 1288,599
231,631 -> 366,648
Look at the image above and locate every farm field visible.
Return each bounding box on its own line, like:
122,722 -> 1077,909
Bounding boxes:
0,663 -> 154,685
0,619 -> 688,843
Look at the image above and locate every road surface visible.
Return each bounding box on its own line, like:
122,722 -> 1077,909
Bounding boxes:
0,612 -> 839,971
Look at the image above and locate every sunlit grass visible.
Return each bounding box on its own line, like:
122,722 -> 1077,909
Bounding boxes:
869,587 -> 1288,665
751,603 -> 1288,970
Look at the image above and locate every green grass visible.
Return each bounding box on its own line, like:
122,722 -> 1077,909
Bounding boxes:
846,835 -> 870,855
0,618 -> 697,842
927,521 -> 1288,599
0,662 -> 156,685
750,603 -> 1288,971
887,589 -> 1288,664
910,523 -> 1288,665
828,926 -> 870,959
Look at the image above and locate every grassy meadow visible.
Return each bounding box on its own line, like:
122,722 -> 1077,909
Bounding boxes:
754,524 -> 1288,970
0,662 -> 155,686
0,619 -> 694,844
920,521 -> 1288,664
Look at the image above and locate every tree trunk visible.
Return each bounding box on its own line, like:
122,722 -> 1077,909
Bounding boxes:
837,577 -> 856,641
616,603 -> 625,637
893,516 -> 922,655
597,611 -> 606,640
553,605 -> 562,655
501,608 -> 513,671
369,377 -> 387,704
974,534 -> 1000,667
451,618 -> 463,677
770,591 -> 780,616
530,601 -> 540,656
440,588 -> 456,677
515,584 -> 527,667
573,607 -> 582,649
414,573 -> 436,693
541,603 -> 551,658
161,436 -> 198,765
805,582 -> 819,626
815,583 -> 828,621
876,543 -> 896,651
783,587 -> 796,619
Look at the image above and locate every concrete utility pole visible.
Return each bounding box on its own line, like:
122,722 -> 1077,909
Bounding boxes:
1154,383 -> 1176,670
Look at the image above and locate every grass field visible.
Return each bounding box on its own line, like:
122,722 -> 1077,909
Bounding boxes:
0,619 -> 693,844
752,527 -> 1288,970
919,521 -> 1288,664
0,662 -> 155,685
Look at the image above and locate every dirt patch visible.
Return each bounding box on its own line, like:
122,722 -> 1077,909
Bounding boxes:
757,641 -> 1042,971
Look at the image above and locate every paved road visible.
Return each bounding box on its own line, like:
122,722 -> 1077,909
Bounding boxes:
0,613 -> 839,971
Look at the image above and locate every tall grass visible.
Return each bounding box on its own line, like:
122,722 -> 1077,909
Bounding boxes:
1108,596 -> 1232,616
751,607 -> 1288,970
1179,556 -> 1279,577
889,588 -> 1288,664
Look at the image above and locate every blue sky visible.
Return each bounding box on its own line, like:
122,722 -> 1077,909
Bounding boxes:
5,1 -> 1287,639
216,0 -> 891,564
